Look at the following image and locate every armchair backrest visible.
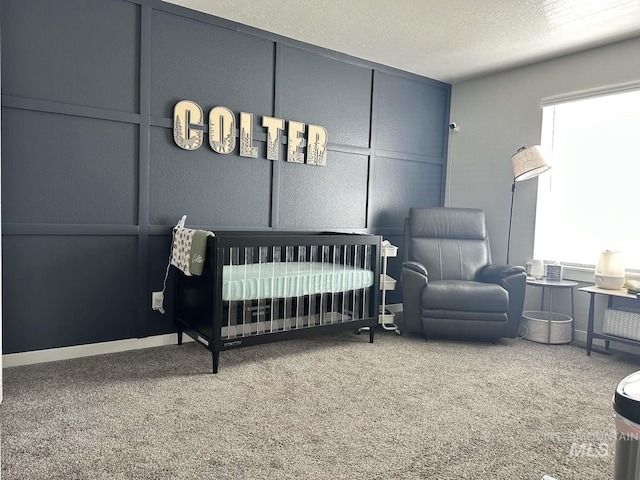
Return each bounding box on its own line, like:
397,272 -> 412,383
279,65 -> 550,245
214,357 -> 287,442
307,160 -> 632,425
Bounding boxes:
404,207 -> 491,281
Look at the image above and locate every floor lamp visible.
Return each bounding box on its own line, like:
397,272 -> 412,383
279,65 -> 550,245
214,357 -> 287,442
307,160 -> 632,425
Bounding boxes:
507,145 -> 551,265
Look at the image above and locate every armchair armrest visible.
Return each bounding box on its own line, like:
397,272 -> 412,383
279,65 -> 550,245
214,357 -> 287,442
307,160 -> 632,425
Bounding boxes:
478,264 -> 525,283
401,261 -> 428,335
403,261 -> 428,278
478,264 -> 526,338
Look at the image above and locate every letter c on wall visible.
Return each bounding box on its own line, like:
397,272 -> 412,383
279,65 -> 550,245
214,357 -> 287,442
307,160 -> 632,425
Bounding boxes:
173,100 -> 203,150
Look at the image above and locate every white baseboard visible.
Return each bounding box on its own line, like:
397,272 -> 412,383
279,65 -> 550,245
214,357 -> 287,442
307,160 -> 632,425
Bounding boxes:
3,333 -> 193,368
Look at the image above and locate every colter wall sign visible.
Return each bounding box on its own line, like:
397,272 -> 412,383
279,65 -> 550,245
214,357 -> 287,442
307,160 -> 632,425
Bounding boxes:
173,100 -> 328,166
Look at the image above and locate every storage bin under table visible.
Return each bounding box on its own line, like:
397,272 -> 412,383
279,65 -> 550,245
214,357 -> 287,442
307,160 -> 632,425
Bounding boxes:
521,310 -> 572,344
604,307 -> 640,341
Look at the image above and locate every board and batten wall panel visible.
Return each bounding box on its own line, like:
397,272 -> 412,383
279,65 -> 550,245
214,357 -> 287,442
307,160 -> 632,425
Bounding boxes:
1,0 -> 450,353
2,236 -> 138,353
374,71 -> 449,159
1,0 -> 139,113
2,109 -> 138,225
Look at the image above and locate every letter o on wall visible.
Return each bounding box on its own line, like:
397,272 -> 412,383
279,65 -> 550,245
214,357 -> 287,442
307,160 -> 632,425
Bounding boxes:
209,106 -> 236,154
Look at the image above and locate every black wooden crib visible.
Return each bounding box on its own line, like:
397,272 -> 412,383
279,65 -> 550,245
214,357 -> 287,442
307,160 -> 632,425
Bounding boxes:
174,231 -> 381,373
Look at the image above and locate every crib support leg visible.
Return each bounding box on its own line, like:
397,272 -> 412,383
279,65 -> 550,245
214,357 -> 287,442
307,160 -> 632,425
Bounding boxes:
369,327 -> 375,343
177,330 -> 183,345
212,350 -> 219,374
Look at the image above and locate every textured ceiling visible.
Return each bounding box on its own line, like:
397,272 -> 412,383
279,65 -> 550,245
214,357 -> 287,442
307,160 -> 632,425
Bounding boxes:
162,0 -> 640,83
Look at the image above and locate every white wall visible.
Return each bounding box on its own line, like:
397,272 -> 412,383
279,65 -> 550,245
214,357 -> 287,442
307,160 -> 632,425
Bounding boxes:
448,35 -> 640,350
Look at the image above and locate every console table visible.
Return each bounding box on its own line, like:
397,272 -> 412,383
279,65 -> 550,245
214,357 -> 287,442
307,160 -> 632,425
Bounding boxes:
579,285 -> 640,356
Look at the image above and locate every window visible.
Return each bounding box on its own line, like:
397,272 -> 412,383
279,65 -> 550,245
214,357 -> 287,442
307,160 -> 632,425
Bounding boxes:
534,87 -> 640,271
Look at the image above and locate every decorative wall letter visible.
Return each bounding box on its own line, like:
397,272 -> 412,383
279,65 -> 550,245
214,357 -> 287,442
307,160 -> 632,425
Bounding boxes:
209,106 -> 236,154
287,121 -> 305,164
173,100 -> 203,150
262,116 -> 285,161
306,124 -> 328,166
239,112 -> 258,158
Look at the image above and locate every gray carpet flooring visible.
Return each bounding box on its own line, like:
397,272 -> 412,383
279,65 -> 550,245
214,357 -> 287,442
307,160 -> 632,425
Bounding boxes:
1,332 -> 638,479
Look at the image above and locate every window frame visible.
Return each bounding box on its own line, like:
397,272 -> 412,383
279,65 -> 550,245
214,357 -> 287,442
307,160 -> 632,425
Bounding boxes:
534,82 -> 640,277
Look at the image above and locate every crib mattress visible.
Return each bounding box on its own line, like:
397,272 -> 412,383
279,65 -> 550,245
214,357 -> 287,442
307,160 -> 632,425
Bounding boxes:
223,262 -> 374,301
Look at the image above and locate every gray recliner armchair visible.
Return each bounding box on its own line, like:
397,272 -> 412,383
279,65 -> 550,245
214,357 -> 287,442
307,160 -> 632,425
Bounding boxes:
401,207 -> 526,340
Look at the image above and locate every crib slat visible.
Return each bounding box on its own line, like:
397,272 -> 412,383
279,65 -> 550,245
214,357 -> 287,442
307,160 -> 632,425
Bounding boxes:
242,246 -> 250,337
273,246 -> 281,332
284,246 -> 294,331
306,245 -> 315,327
226,247 -> 240,339
295,246 -> 305,329
353,244 -> 360,320
331,246 -> 339,323
319,245 -> 327,325
342,245 -> 349,320
256,246 -> 265,335
361,244 -> 370,319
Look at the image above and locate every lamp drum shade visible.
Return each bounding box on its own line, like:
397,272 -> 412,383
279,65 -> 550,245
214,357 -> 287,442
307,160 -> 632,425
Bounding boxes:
512,145 -> 551,181
595,250 -> 625,290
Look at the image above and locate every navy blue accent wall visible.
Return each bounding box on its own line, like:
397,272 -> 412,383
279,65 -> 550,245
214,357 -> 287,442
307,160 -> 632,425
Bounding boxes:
1,0 -> 451,353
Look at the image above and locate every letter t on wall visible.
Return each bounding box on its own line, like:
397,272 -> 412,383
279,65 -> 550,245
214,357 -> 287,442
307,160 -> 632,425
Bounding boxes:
262,116 -> 285,161
239,112 -> 258,158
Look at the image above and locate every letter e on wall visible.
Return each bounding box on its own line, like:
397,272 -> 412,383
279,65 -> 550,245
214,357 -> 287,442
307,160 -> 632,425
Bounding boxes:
287,121 -> 305,164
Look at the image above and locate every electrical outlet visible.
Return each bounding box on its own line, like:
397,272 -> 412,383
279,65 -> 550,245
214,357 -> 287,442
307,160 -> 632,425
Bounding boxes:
152,291 -> 165,314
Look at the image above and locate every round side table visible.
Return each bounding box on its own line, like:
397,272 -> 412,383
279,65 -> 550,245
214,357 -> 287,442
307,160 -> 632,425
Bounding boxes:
525,277 -> 578,344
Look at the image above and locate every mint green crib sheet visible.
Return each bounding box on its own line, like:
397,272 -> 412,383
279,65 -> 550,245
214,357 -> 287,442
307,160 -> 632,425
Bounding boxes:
222,262 -> 374,301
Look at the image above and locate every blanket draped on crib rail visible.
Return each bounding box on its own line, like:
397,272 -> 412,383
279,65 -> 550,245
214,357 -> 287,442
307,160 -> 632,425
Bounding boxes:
171,227 -> 215,276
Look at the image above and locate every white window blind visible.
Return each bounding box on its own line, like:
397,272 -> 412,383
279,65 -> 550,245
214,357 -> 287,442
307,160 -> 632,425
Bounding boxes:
534,88 -> 640,271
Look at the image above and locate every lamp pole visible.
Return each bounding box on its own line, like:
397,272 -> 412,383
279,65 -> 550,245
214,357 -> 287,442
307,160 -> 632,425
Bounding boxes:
506,179 -> 516,265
